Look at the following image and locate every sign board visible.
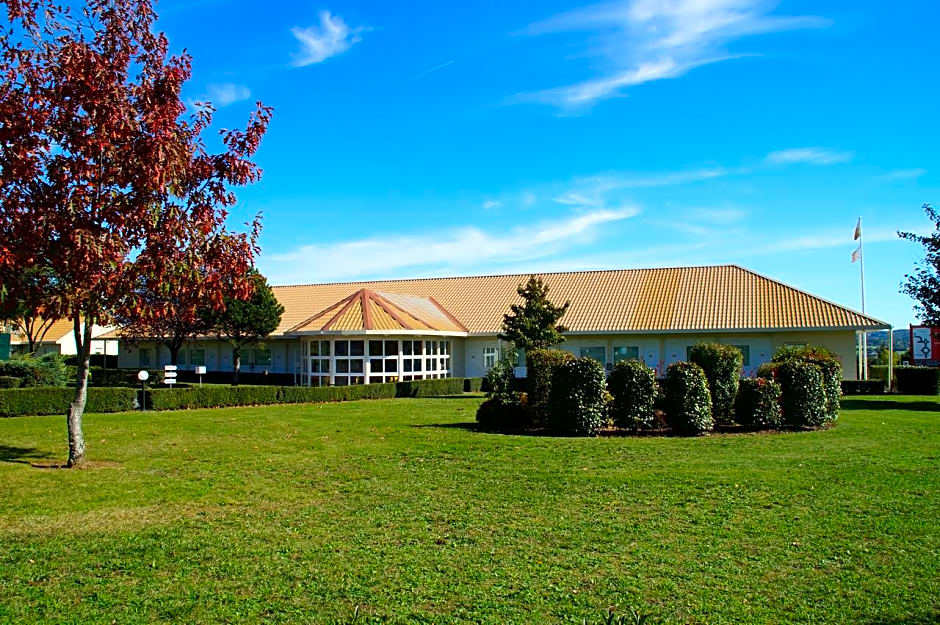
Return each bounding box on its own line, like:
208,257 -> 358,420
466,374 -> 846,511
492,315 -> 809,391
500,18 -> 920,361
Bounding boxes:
164,378 -> 177,385
164,365 -> 178,371
910,325 -> 940,366
0,333 -> 9,361
164,364 -> 177,385
195,365 -> 207,375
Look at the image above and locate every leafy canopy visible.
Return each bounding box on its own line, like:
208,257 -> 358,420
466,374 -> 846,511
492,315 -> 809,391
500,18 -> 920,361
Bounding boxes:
210,269 -> 284,349
499,276 -> 570,351
900,204 -> 940,326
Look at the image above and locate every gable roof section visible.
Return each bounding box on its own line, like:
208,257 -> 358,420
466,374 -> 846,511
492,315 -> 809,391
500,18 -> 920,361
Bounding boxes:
287,289 -> 468,334
270,265 -> 887,336
9,318 -> 75,345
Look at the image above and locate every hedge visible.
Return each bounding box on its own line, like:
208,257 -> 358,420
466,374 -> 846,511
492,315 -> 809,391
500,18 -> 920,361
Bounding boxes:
607,359 -> 657,431
777,361 -> 827,427
279,383 -> 397,404
895,367 -> 940,395
688,343 -> 743,424
663,362 -> 713,435
841,379 -> 885,395
526,349 -> 574,426
734,378 -> 782,428
549,357 -> 608,436
0,386 -> 137,418
145,385 -> 281,411
0,353 -> 70,387
464,377 -> 483,393
396,377 -> 468,398
0,376 -> 22,388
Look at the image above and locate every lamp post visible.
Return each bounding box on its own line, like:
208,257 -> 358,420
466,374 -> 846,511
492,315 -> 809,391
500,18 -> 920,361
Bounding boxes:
137,370 -> 149,411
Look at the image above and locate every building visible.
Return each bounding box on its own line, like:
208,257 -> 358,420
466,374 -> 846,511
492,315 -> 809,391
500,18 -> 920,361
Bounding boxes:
115,265 -> 888,383
8,318 -> 118,358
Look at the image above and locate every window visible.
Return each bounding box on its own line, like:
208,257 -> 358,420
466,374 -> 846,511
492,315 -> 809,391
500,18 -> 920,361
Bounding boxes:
483,347 -> 498,369
254,348 -> 272,367
369,340 -> 383,357
189,348 -> 206,367
350,341 -> 364,357
516,348 -> 526,368
580,346 -> 606,364
613,345 -> 639,363
138,348 -> 151,368
335,340 -> 349,356
733,345 -> 751,367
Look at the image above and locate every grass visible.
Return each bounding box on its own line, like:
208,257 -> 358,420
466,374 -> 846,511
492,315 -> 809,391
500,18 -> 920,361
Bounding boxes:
0,395 -> 937,624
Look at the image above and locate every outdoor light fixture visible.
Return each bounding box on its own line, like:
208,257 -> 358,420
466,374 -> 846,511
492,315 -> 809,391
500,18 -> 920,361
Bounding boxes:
137,370 -> 149,411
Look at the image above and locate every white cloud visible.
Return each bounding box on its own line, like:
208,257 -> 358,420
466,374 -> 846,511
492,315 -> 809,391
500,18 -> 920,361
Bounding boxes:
766,147 -> 854,165
481,199 -> 502,210
202,83 -> 251,108
877,168 -> 927,181
519,0 -> 828,111
291,11 -> 365,67
265,208 -> 638,283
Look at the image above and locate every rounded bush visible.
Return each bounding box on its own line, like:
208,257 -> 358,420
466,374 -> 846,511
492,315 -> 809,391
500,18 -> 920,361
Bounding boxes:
663,362 -> 713,435
777,360 -> 827,427
549,357 -> 607,436
0,376 -> 22,388
734,377 -> 782,428
608,359 -> 657,431
772,345 -> 842,422
526,348 -> 574,426
475,397 -> 527,431
688,343 -> 743,424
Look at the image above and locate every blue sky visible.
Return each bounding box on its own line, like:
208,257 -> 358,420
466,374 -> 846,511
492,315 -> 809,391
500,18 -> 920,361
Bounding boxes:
158,0 -> 938,329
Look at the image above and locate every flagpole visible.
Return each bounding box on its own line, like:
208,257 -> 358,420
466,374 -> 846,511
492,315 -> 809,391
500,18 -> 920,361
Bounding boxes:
859,217 -> 868,380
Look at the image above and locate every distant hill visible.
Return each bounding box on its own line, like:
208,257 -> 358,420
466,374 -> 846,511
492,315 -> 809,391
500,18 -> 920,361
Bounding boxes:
866,329 -> 910,352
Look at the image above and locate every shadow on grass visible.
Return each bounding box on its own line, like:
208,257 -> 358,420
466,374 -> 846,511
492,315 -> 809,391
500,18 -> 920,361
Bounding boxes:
411,423 -> 811,438
840,399 -> 940,412
862,612 -> 940,625
0,444 -> 50,465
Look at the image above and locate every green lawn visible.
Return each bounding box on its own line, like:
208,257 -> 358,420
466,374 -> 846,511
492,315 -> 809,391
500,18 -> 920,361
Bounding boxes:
0,396 -> 937,624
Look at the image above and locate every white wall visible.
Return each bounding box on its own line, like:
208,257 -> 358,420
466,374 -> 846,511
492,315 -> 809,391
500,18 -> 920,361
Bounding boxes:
463,330 -> 860,380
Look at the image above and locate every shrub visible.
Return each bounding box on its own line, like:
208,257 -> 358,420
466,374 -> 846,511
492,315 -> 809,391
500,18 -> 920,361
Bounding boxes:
841,379 -> 885,395
0,376 -> 22,388
895,367 -> 940,395
772,345 -> 842,422
776,360 -> 827,427
688,343 -> 743,424
526,348 -> 574,426
0,352 -> 69,387
663,362 -> 713,435
395,377 -> 467,398
88,367 -> 134,387
145,385 -> 281,411
0,387 -> 136,417
607,359 -> 657,431
734,378 -> 782,428
280,383 -> 397,404
476,350 -> 527,431
548,357 -> 607,436
464,377 -> 483,393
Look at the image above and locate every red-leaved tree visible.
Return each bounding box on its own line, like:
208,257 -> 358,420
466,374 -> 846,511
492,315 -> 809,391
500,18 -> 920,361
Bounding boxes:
0,0 -> 271,466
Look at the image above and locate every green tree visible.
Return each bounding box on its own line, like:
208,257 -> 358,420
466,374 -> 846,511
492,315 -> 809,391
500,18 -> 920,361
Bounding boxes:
499,276 -> 570,351
209,270 -> 284,385
900,204 -> 940,326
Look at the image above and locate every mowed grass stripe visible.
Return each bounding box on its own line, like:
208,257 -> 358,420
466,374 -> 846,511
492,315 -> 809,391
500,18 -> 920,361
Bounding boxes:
0,396 -> 937,624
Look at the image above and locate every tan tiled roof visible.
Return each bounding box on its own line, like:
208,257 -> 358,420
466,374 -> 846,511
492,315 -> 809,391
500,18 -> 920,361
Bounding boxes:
270,265 -> 887,336
288,289 -> 467,334
9,318 -> 75,345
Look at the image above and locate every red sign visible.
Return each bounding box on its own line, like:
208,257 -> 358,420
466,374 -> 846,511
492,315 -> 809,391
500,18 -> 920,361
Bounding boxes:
910,325 -> 940,365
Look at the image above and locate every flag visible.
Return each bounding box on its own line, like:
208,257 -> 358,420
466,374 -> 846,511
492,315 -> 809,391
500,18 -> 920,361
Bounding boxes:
854,218 -> 861,240
852,245 -> 862,263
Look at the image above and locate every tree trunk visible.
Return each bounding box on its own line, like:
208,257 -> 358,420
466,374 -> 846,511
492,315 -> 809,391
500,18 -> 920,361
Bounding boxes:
168,344 -> 180,366
66,316 -> 92,468
232,346 -> 240,386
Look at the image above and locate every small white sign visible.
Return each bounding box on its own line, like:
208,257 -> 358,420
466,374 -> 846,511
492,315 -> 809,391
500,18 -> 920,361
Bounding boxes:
164,378 -> 177,385
164,370 -> 177,379
195,365 -> 207,375
912,327 -> 932,361
164,365 -> 178,372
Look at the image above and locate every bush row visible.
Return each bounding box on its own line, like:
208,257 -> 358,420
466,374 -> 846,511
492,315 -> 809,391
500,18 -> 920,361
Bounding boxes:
0,353 -> 70,387
895,366 -> 940,395
0,387 -> 137,418
0,377 -> 483,416
841,379 -> 886,395
476,343 -> 846,436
